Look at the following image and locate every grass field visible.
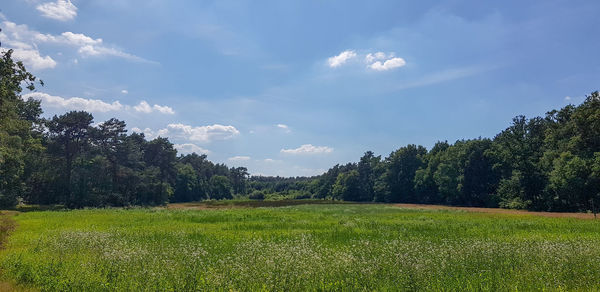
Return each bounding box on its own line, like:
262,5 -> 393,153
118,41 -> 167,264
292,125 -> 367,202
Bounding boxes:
2,203 -> 600,291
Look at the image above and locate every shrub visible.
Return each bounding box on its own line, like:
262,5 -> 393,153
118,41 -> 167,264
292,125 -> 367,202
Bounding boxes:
248,191 -> 265,200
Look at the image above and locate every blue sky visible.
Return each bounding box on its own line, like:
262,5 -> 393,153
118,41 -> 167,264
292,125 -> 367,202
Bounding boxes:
1,0 -> 599,176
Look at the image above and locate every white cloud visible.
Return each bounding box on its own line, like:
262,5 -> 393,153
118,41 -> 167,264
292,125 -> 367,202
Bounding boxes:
23,92 -> 123,112
281,144 -> 333,155
0,20 -> 154,66
565,96 -> 571,101
59,32 -> 101,46
131,127 -> 148,134
7,48 -> 57,70
36,0 -> 77,21
174,143 -> 210,155
327,50 -> 406,71
276,123 -> 291,133
160,123 -> 240,143
131,127 -> 169,139
133,101 -> 175,115
327,50 -> 357,68
133,101 -> 152,113
121,90 -> 128,94
365,52 -> 387,63
23,92 -> 175,115
153,104 -> 175,115
368,57 -> 406,71
228,156 -> 251,161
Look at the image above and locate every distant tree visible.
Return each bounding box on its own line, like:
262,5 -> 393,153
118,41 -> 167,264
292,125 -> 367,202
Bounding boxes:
46,111 -> 94,207
491,116 -> 548,210
383,145 -> 427,202
414,141 -> 449,204
357,151 -> 381,202
332,170 -> 361,201
144,137 -> 177,203
173,163 -> 202,202
96,118 -> 127,194
210,175 -> 233,200
548,152 -> 590,212
229,167 -> 249,195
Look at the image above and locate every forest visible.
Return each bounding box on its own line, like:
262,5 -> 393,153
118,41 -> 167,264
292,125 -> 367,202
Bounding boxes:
1,49 -> 599,213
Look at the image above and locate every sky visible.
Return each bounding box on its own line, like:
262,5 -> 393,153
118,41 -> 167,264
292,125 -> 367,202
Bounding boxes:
1,0 -> 599,177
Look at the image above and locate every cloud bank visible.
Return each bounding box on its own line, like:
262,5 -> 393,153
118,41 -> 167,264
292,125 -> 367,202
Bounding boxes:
0,20 -> 154,70
23,92 -> 174,114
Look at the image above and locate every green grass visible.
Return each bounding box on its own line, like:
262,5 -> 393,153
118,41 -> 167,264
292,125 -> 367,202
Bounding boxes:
2,204 -> 600,291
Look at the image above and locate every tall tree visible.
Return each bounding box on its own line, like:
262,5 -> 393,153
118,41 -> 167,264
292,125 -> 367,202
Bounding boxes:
46,111 -> 94,207
229,167 -> 249,195
143,137 -> 177,204
97,118 -> 127,194
491,116 -> 548,210
356,151 -> 381,202
332,170 -> 361,201
0,49 -> 43,207
384,145 -> 427,203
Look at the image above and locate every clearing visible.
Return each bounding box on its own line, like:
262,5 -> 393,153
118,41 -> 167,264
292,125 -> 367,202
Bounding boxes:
1,203 -> 599,290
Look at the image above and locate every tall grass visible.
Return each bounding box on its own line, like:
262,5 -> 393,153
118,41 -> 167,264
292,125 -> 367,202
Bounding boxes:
2,204 -> 600,290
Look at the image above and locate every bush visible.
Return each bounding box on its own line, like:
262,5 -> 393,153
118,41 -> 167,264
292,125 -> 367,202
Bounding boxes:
293,192 -> 312,200
248,191 -> 265,200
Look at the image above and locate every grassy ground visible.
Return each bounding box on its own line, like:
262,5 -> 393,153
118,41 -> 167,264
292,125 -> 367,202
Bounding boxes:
1,203 -> 600,291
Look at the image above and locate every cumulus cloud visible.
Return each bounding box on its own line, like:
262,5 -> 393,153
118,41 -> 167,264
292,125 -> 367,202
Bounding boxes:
327,50 -> 357,68
281,144 -> 333,155
23,92 -> 174,114
36,0 -> 77,21
152,104 -> 175,115
228,156 -> 251,161
565,96 -> 572,101
327,50 -> 406,71
23,92 -> 123,112
121,90 -> 128,94
364,51 -> 407,71
133,101 -> 152,113
369,57 -> 406,71
159,123 -> 240,143
365,52 -> 388,63
276,124 -> 291,133
0,20 -> 154,67
174,143 -> 210,155
133,101 -> 175,114
8,48 -> 57,70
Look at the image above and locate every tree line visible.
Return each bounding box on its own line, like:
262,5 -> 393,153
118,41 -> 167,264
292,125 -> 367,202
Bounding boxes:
2,49 -> 600,212
313,93 -> 600,214
1,49 -> 251,208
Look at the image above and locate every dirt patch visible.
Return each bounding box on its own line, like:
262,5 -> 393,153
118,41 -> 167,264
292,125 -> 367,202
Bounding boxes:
394,203 -> 597,220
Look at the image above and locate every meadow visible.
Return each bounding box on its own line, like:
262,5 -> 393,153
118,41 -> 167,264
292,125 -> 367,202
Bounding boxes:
2,203 -> 600,291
